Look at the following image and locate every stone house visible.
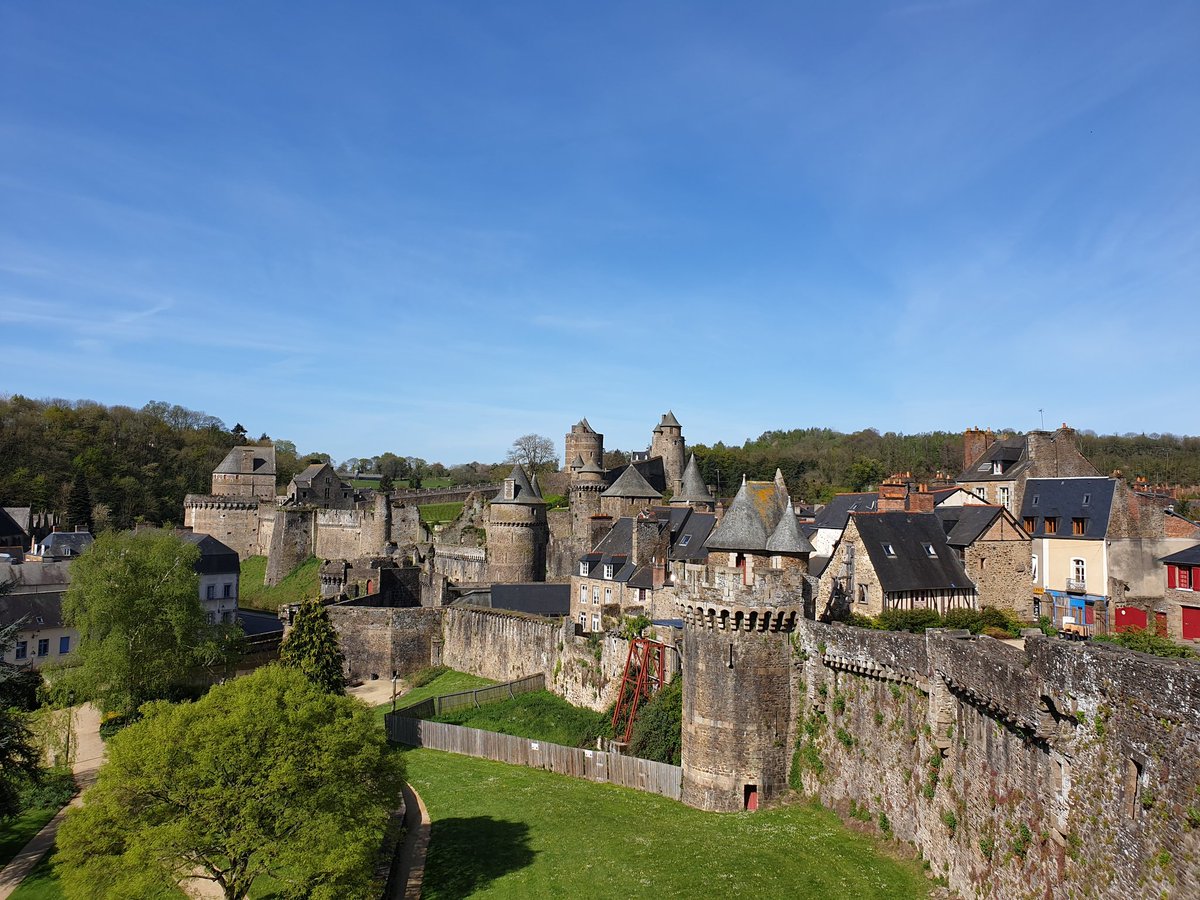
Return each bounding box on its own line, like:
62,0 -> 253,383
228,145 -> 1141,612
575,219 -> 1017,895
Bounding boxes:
211,445 -> 277,500
957,424 -> 1098,515
178,531 -> 240,624
25,526 -> 93,562
287,462 -> 354,509
0,560 -> 74,670
1023,476 -> 1199,634
1158,544 -> 1200,643
818,510 -> 977,620
934,503 -> 1031,613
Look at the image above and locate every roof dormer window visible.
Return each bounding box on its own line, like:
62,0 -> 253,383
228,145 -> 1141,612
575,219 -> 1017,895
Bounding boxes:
678,534 -> 691,547
579,561 -> 588,576
1032,495 -> 1040,507
991,461 -> 1003,475
603,564 -> 614,580
922,543 -> 937,557
882,543 -> 896,558
1082,493 -> 1091,506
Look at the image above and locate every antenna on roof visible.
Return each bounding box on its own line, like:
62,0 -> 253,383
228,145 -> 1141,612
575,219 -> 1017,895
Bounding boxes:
1038,408 -> 1045,430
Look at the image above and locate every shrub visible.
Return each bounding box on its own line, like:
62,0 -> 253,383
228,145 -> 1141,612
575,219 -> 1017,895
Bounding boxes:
876,608 -> 942,633
1092,627 -> 1197,660
878,812 -> 891,835
627,678 -> 682,765
17,767 -> 75,810
846,612 -> 878,629
1037,615 -> 1058,636
940,809 -> 958,837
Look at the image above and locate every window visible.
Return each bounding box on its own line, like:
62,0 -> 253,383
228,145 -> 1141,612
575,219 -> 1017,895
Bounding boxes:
881,543 -> 896,557
206,584 -> 215,600
1032,495 -> 1040,507
1082,493 -> 1091,506
858,584 -> 868,604
604,587 -> 612,604
37,639 -> 49,657
1072,518 -> 1087,536
679,534 -> 691,547
1044,517 -> 1058,535
14,641 -> 26,660
1031,555 -> 1039,582
579,612 -> 587,628
591,614 -> 600,631
592,587 -> 600,604
579,561 -> 588,576
59,635 -> 71,654
1024,517 -> 1036,534
1072,558 -> 1086,583
998,486 -> 1011,510
975,486 -> 987,501
603,564 -> 614,580
223,583 -> 232,598
922,542 -> 937,558
1180,566 -> 1193,590
991,460 -> 1003,475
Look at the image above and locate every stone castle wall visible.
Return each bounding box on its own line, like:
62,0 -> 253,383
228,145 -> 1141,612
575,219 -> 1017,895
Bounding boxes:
183,496 -> 265,560
327,604 -> 443,682
431,547 -> 487,584
782,621 -> 1200,899
313,496 -> 388,561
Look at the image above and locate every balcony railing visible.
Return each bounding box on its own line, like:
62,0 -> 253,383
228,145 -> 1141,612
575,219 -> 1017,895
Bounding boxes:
1065,578 -> 1087,593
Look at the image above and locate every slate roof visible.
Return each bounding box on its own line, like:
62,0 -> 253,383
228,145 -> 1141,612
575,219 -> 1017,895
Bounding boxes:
935,505 -> 1006,547
579,458 -> 605,474
958,437 -> 1027,482
576,418 -> 595,433
178,532 -> 240,576
1019,477 -> 1115,540
705,478 -> 790,552
602,464 -> 662,499
766,500 -> 815,554
238,609 -> 284,636
570,454 -> 586,469
657,411 -> 681,429
292,463 -> 331,485
668,510 -> 716,562
488,583 -> 571,616
814,493 -> 879,530
0,508 -> 28,543
0,562 -> 71,593
854,512 -> 974,594
0,591 -> 65,630
35,531 -> 93,557
675,455 -> 713,504
1160,544 -> 1200,566
3,508 -> 31,534
214,445 -> 276,476
492,465 -> 546,505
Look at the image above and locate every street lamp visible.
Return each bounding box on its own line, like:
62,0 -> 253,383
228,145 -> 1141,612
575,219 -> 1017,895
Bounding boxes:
391,672 -> 399,713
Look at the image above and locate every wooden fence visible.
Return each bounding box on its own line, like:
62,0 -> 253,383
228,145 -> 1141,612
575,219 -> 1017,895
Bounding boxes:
384,715 -> 682,801
394,673 -> 546,719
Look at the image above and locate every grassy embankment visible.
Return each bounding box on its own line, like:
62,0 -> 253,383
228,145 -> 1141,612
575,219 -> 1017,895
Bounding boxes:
404,747 -> 931,899
427,690 -> 606,747
238,556 -> 320,612
418,502 -> 464,525
371,668 -> 496,727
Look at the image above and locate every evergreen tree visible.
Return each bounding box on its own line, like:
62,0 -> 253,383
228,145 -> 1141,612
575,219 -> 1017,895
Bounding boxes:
65,471 -> 93,532
279,600 -> 346,694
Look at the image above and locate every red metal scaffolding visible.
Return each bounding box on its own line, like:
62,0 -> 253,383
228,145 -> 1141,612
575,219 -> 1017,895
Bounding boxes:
611,637 -> 667,744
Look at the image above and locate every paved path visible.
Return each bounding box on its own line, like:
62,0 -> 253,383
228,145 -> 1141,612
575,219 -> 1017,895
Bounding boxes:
0,704 -> 104,899
391,782 -> 431,900
348,677 -> 403,708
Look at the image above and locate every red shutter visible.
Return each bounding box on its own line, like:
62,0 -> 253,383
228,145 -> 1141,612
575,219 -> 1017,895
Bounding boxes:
1167,565 -> 1177,589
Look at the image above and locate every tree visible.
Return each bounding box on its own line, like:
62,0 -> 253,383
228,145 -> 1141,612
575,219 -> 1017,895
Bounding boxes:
54,666 -> 404,900
65,471 -> 93,532
506,434 -> 558,475
279,599 -> 346,694
0,616 -> 40,819
378,471 -> 393,492
61,530 -> 207,717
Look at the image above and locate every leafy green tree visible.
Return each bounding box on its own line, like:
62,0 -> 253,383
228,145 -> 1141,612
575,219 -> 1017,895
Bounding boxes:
61,530 -> 207,717
847,458 -> 885,492
628,677 -> 683,765
54,666 -> 405,900
279,599 -> 346,694
1,614 -> 41,818
378,471 -> 394,492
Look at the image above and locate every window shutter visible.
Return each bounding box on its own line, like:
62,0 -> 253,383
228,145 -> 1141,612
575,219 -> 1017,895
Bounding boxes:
1167,565 -> 1177,589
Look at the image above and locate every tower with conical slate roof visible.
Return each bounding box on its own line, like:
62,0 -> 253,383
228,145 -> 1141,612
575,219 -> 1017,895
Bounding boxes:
677,471 -> 814,812
671,454 -> 715,512
486,465 -> 549,583
570,455 -> 607,535
564,419 -> 604,472
651,411 -> 686,497
600,464 -> 663,520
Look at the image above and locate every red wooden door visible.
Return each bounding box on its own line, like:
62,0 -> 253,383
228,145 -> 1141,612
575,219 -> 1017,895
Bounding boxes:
744,784 -> 758,810
1182,607 -> 1200,641
1155,612 -> 1168,637
1115,607 -> 1147,633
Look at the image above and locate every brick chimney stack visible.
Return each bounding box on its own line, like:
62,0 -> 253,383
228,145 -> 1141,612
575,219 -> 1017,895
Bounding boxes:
962,428 -> 992,472
907,491 -> 935,513
878,476 -> 908,512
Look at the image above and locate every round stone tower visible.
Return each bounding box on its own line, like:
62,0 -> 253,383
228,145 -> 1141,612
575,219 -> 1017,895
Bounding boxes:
486,465 -> 549,583
564,419 -> 604,472
678,595 -> 801,812
570,457 -> 606,536
651,411 -> 686,496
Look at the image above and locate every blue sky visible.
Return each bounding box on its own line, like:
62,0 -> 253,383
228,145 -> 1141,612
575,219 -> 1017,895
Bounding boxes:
3,1 -> 1197,464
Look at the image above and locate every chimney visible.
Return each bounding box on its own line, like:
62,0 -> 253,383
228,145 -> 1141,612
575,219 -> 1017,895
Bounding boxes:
907,491 -> 935,513
962,428 -> 989,472
878,477 -> 907,512
631,518 -> 661,567
589,515 -> 613,549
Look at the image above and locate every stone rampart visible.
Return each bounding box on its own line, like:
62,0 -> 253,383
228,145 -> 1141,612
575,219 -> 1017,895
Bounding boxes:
431,546 -> 487,583
787,621 -> 1200,899
266,509 -> 314,586
327,605 -> 442,682
392,485 -> 499,505
183,495 -> 266,560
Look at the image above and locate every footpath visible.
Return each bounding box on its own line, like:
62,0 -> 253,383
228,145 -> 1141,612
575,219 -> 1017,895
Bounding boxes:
0,704 -> 104,899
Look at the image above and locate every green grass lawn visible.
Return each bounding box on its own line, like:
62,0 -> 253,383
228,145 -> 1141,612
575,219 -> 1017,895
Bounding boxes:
428,690 -> 606,747
372,669 -> 496,727
0,807 -> 60,869
419,501 -> 464,525
403,748 -> 930,899
8,850 -> 63,900
238,556 -> 320,612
